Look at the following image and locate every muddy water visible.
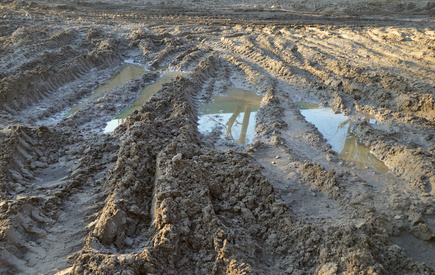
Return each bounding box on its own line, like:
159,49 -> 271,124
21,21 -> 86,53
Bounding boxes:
298,103 -> 389,172
104,71 -> 182,133
66,63 -> 146,116
198,88 -> 263,144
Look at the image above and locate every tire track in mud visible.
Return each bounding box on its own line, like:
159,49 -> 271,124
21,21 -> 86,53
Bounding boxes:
69,77 -> 202,273
68,75 -> 433,274
66,76 -> 317,273
0,125 -> 118,274
0,51 -> 120,114
1,28 -> 81,77
0,6 -> 434,273
254,88 -> 422,221
170,46 -> 213,72
0,27 -> 122,117
60,72 -> 161,132
251,85 -> 435,272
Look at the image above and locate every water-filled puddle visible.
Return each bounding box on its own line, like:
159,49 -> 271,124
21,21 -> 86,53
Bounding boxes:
298,102 -> 389,172
66,63 -> 146,116
103,71 -> 182,133
198,88 -> 263,144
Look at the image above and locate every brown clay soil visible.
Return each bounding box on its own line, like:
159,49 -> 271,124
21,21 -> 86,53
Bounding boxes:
0,0 -> 434,274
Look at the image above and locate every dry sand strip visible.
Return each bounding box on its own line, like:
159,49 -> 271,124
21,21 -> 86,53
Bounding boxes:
0,0 -> 434,274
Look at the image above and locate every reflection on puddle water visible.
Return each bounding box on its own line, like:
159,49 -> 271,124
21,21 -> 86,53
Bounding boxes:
66,63 -> 146,116
198,88 -> 263,144
105,118 -> 127,133
104,71 -> 183,133
298,102 -> 389,172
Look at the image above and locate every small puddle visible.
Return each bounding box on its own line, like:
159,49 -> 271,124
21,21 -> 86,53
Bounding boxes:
198,88 -> 263,144
66,63 -> 146,117
298,102 -> 389,172
103,71 -> 183,133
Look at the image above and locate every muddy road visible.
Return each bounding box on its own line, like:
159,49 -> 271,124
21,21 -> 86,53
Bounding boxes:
0,0 -> 434,274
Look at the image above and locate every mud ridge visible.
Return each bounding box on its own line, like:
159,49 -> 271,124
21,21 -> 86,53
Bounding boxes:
0,49 -> 121,114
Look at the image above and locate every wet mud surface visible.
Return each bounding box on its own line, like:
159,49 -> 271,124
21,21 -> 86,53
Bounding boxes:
0,0 -> 434,274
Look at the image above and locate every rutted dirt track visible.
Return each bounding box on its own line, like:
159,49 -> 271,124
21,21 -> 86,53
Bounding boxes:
0,0 -> 434,274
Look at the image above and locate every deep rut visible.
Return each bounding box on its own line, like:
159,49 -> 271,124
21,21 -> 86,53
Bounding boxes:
0,2 -> 434,273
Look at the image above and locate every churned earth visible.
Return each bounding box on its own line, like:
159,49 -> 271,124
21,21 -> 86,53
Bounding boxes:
0,0 -> 434,274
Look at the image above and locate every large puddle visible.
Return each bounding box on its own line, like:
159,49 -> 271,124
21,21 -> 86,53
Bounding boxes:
298,103 -> 389,172
66,63 -> 146,117
198,88 -> 263,144
103,71 -> 182,133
